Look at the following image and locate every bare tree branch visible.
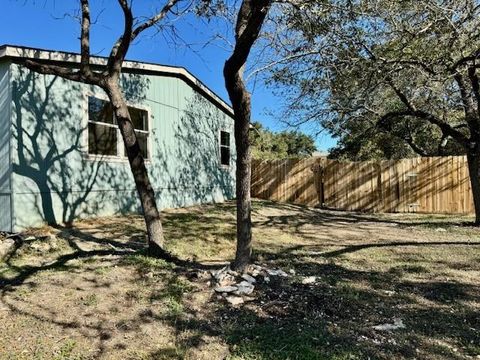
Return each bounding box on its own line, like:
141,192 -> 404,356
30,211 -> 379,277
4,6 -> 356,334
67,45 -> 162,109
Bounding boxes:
22,60 -> 83,82
80,0 -> 91,74
378,109 -> 469,147
132,0 -> 181,41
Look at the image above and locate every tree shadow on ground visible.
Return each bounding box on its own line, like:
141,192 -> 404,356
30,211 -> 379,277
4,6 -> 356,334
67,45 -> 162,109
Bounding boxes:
253,200 -> 480,245
144,258 -> 479,359
1,200 -> 479,359
1,200 -> 240,290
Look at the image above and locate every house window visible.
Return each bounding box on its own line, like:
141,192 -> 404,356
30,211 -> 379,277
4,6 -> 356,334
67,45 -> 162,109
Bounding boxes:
123,106 -> 149,159
220,130 -> 230,166
88,97 -> 117,156
87,96 -> 149,159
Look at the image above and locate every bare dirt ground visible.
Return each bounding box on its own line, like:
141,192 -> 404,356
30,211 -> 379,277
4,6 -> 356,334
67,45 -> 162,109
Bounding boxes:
0,200 -> 479,359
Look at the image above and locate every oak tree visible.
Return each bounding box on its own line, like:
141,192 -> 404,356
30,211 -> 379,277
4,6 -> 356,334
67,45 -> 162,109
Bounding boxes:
223,0 -> 273,271
22,0 -> 183,255
271,0 -> 480,223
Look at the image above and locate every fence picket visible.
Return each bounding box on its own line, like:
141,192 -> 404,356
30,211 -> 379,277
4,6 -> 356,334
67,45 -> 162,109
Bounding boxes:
251,156 -> 475,214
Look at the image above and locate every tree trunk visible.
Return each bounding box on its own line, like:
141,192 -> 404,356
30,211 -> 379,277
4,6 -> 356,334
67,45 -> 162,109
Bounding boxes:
224,66 -> 253,272
467,152 -> 480,224
223,0 -> 272,272
233,108 -> 253,271
106,84 -> 166,255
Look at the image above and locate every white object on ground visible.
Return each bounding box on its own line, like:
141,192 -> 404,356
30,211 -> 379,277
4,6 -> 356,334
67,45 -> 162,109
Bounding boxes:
241,274 -> 256,284
372,318 -> 405,331
234,281 -> 255,295
214,286 -> 237,293
301,276 -> 316,285
0,239 -> 16,260
226,296 -> 244,306
266,269 -> 289,277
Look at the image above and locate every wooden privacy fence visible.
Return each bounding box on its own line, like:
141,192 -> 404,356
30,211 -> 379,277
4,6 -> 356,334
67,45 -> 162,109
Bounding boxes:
251,156 -> 474,214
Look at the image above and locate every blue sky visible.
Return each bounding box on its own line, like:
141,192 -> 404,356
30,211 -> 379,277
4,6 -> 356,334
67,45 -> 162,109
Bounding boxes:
0,0 -> 336,151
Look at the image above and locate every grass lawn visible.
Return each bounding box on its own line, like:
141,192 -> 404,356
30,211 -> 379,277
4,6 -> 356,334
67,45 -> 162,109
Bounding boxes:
1,200 -> 479,359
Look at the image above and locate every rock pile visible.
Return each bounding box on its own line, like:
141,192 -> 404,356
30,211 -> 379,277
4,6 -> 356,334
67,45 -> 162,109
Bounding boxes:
210,264 -> 290,306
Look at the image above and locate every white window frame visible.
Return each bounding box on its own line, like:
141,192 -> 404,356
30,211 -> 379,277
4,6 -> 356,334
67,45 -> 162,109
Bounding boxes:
218,129 -> 231,168
83,91 -> 152,163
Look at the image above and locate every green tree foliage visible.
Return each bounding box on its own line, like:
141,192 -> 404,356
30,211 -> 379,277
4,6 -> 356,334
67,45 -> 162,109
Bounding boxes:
269,0 -> 476,160
250,122 -> 317,159
328,117 -> 464,161
269,0 -> 480,222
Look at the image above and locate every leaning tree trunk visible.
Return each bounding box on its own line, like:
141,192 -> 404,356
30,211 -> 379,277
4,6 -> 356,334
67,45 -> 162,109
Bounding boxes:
106,84 -> 166,255
222,0 -> 272,271
467,151 -> 480,224
224,65 -> 253,272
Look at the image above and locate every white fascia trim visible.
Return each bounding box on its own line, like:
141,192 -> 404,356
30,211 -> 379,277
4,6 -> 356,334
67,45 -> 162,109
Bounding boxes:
1,45 -> 234,117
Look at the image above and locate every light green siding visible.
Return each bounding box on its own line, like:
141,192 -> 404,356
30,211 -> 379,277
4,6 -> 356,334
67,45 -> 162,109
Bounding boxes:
8,63 -> 235,231
0,61 -> 12,232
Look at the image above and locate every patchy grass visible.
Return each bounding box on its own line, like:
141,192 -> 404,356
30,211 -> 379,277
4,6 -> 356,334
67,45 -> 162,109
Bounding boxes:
1,200 -> 479,359
123,253 -> 175,272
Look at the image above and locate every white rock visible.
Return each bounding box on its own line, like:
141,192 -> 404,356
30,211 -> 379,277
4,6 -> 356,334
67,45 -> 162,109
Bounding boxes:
234,281 -> 254,295
214,286 -> 237,293
435,227 -> 447,232
211,266 -> 237,286
226,296 -> 244,306
289,269 -> 296,275
266,269 -> 289,277
211,266 -> 229,279
217,274 -> 235,287
227,269 -> 239,277
0,239 -> 16,260
301,276 -> 316,285
266,269 -> 277,276
372,318 -> 405,331
241,274 -> 256,284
